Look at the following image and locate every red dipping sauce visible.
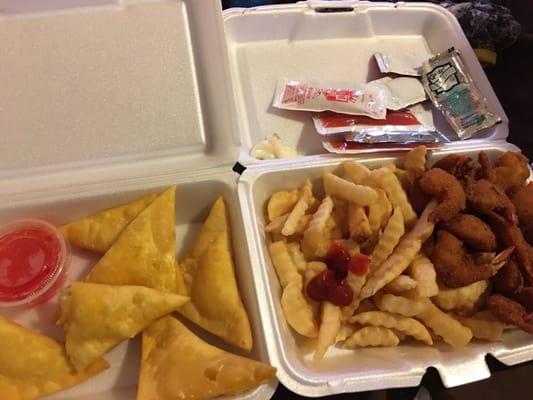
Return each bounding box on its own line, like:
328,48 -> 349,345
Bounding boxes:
0,219 -> 69,307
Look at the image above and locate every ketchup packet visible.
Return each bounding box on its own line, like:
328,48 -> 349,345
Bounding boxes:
272,78 -> 387,119
313,104 -> 435,136
422,48 -> 501,139
322,140 -> 442,155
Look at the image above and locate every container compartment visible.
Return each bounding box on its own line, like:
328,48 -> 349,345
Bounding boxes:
237,142 -> 532,396
0,169 -> 276,400
224,2 -> 508,163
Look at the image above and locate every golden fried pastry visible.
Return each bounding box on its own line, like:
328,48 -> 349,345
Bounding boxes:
178,197 -> 253,351
58,282 -> 189,371
85,187 -> 187,294
138,316 -> 276,400
0,315 -> 108,400
61,193 -> 156,253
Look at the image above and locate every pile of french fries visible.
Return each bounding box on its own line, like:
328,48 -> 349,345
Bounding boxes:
265,148 -> 509,364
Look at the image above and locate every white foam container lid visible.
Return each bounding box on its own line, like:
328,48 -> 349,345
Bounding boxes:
0,0 -> 528,398
223,0 -> 509,165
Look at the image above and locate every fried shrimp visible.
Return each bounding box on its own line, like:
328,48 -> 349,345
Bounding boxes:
418,168 -> 466,222
431,230 -> 511,288
432,154 -> 476,183
487,212 -> 533,286
441,213 -> 497,252
515,287 -> 533,312
478,151 -> 530,193
511,182 -> 533,230
487,294 -> 533,333
493,258 -> 524,297
465,179 -> 518,224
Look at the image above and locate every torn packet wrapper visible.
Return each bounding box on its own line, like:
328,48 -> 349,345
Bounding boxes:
374,52 -> 431,76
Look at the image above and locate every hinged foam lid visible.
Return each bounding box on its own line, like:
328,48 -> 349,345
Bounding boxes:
0,0 -> 239,197
224,0 -> 509,165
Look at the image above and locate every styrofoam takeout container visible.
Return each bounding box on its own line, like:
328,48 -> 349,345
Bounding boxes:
0,0 -> 529,399
225,0 -> 530,397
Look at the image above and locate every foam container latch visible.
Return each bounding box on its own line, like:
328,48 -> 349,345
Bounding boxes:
0,0 -> 529,399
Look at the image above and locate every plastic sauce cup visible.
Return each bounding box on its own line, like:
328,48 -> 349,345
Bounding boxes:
0,219 -> 70,308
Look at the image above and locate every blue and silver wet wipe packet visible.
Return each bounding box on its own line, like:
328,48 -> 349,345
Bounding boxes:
422,48 -> 501,139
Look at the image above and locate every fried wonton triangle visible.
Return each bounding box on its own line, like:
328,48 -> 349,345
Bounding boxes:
60,193 -> 157,254
58,282 -> 189,371
137,316 -> 275,400
178,197 -> 253,351
0,315 -> 108,400
85,187 -> 187,294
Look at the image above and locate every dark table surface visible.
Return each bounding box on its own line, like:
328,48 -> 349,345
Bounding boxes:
270,2 -> 533,399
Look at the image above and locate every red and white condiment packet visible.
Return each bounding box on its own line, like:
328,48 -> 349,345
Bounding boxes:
322,140 -> 443,155
374,52 -> 431,77
369,76 -> 427,111
272,78 -> 387,119
313,104 -> 435,136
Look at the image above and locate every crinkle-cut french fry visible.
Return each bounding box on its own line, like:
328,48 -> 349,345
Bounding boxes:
345,326 -> 400,348
307,196 -> 320,214
282,180 -> 313,236
314,302 -> 342,363
331,199 -> 350,238
313,218 -> 335,258
265,213 -> 289,234
348,203 -> 372,241
287,214 -> 311,236
370,167 -> 417,226
375,293 -> 428,317
341,272 -> 365,320
303,261 -> 327,319
281,282 -> 318,338
304,196 -> 334,250
368,188 -> 392,233
369,207 -> 404,275
394,168 -> 409,191
323,173 -> 378,206
336,324 -> 358,343
404,145 -> 427,174
416,299 -> 472,347
268,241 -> 302,289
354,299 -> 378,315
333,239 -> 360,256
433,280 -> 489,314
360,201 -> 437,300
407,253 -> 439,298
304,262 -> 327,283
458,311 -> 504,341
349,311 -> 432,345
267,189 -> 299,221
287,242 -> 307,273
383,275 -> 417,294
342,160 -> 379,189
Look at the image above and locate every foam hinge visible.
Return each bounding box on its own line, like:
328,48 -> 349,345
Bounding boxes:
307,0 -> 356,13
435,354 -> 490,388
